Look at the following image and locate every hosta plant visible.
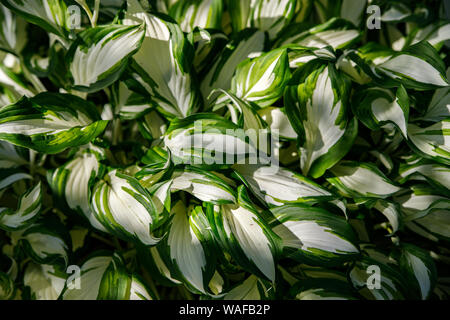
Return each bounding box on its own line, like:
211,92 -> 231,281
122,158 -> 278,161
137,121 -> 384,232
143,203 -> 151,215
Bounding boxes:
0,0 -> 449,301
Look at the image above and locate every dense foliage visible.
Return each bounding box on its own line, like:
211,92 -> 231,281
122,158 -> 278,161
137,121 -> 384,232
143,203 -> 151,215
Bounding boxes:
0,0 -> 449,300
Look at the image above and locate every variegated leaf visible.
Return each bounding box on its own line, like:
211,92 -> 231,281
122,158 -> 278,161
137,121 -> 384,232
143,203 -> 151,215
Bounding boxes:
23,263 -> 66,300
12,221 -> 70,266
233,164 -> 334,206
0,182 -> 41,231
231,48 -> 291,108
292,278 -> 356,300
227,0 -> 296,40
68,24 -> 145,93
396,186 -> 450,242
91,169 -> 161,246
124,0 -> 202,118
0,141 -> 28,168
0,93 -> 109,154
170,167 -> 236,204
129,275 -> 155,300
164,202 -> 216,294
201,29 -> 266,103
349,41 -> 449,90
1,0 -> 68,38
62,253 -> 131,300
257,107 -> 297,140
353,86 -> 409,137
0,5 -> 27,53
206,187 -> 278,281
327,161 -> 402,198
408,119 -> 450,166
163,114 -> 259,167
47,149 -> 107,232
285,63 -> 357,178
279,18 -> 361,50
421,68 -> 450,122
398,160 -> 450,193
340,0 -> 367,26
271,204 -> 359,266
223,275 -> 271,300
169,0 -> 223,33
407,21 -> 450,50
399,243 -> 437,300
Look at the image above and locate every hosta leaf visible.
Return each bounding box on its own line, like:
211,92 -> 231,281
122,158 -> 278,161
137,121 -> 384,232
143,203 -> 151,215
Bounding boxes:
206,187 -> 278,281
0,168 -> 32,191
227,0 -> 296,40
0,93 -> 109,154
0,141 -> 29,168
377,42 -> 449,89
223,275 -> 271,300
279,18 -> 361,50
62,252 -> 131,300
163,113 -> 259,167
0,182 -> 41,231
201,29 -> 266,103
380,2 -> 412,22
170,167 -> 236,204
248,0 -> 297,40
285,63 -> 357,178
284,45 -> 336,69
292,278 -> 356,300
0,0 -> 68,38
271,204 -> 359,266
396,186 -> 450,242
340,0 -> 367,26
92,169 -> 161,246
169,0 -> 223,33
129,275 -> 155,300
353,86 -> 409,137
14,220 -> 70,266
0,6 -> 27,53
371,200 -> 401,234
233,164 -> 334,206
215,90 -> 267,135
336,53 -> 371,85
399,243 -> 437,300
407,21 -> 450,50
0,63 -> 34,97
349,42 -> 449,90
111,81 -> 153,120
408,119 -> 450,166
164,202 -> 216,294
23,263 -> 66,300
293,0 -> 312,23
226,0 -> 251,33
231,48 -> 291,108
421,68 -> 450,122
48,149 -> 107,232
398,161 -> 450,194
327,161 -> 402,198
68,24 -> 146,93
257,107 -> 297,140
124,0 -> 202,118
138,245 -> 182,287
